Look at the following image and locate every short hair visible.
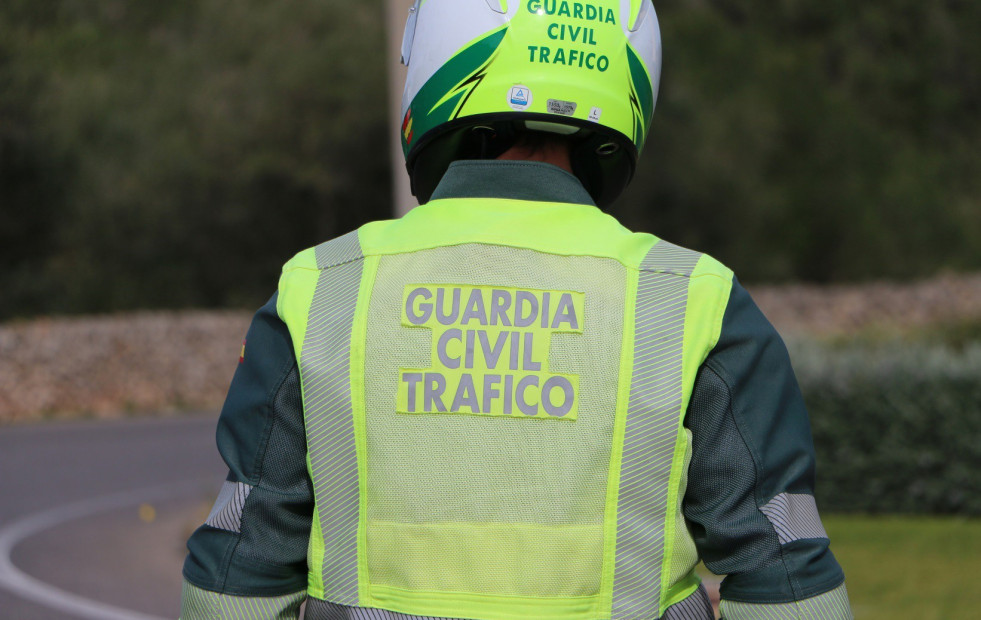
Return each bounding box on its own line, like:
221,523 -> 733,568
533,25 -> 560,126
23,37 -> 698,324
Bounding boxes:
509,131 -> 573,158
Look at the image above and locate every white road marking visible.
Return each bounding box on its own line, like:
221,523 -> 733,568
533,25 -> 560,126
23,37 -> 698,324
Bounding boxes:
0,481 -> 203,620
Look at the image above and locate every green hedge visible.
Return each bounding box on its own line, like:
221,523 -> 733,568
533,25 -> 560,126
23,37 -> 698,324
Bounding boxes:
789,339 -> 981,515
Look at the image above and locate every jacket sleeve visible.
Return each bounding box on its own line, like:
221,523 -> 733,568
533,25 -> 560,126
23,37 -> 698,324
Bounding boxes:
180,293 -> 313,619
683,279 -> 852,619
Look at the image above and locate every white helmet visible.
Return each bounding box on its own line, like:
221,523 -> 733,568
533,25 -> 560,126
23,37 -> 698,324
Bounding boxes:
399,0 -> 662,206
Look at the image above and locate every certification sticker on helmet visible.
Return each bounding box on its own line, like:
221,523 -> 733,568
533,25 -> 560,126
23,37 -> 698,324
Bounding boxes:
508,85 -> 533,111
547,99 -> 577,116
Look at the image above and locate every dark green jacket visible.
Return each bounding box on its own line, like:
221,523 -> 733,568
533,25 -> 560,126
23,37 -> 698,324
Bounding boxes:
181,161 -> 849,620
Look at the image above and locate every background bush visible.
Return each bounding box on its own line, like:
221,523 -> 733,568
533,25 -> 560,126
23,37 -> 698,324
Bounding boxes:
624,0 -> 981,283
791,337 -> 981,515
1,0 -> 980,320
1,0 -> 390,318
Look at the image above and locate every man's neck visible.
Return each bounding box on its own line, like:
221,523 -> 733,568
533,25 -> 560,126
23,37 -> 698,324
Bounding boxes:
496,140 -> 573,174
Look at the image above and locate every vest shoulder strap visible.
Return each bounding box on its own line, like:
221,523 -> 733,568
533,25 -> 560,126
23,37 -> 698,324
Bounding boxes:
640,239 -> 703,277
313,229 -> 364,270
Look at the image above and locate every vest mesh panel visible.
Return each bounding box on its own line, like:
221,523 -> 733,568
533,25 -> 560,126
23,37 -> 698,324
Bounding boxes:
302,232 -> 365,604
611,243 -> 702,618
668,430 -> 700,589
362,244 -> 626,599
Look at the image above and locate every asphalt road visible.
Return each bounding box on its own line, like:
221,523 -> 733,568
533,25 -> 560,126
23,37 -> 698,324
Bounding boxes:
0,415 -> 724,620
0,415 -> 226,620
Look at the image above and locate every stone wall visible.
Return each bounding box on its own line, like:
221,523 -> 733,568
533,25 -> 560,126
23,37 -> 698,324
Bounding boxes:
3,273 -> 980,424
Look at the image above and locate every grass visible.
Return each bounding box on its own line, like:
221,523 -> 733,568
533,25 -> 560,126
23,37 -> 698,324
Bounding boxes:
826,516 -> 980,619
698,516 -> 980,619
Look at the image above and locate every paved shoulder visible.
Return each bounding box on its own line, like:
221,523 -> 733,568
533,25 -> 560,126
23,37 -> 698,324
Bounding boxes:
0,415 -> 225,619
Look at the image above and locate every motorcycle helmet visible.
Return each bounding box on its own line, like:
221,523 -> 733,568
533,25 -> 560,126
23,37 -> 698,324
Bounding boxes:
400,0 -> 662,206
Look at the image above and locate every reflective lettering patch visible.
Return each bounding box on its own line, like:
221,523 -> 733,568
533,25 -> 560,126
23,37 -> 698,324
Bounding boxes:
398,285 -> 583,420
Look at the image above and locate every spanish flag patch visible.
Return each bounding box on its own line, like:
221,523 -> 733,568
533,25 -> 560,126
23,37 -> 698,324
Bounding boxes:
402,108 -> 414,145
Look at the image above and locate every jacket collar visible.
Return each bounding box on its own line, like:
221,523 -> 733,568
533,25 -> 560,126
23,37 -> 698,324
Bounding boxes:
428,160 -> 595,206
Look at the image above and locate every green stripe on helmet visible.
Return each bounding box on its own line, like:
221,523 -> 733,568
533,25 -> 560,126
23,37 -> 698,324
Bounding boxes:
626,44 -> 654,148
402,26 -> 509,157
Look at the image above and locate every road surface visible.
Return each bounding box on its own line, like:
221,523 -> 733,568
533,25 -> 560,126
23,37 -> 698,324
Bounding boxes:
0,415 -> 225,620
0,414 -> 723,619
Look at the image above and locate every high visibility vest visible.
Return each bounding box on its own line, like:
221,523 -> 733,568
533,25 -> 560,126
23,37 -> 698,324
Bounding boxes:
277,197 -> 733,620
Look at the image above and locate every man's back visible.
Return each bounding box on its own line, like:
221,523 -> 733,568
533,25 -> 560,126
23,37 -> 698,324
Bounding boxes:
181,2 -> 850,615
181,160 -> 849,620
275,160 -> 729,618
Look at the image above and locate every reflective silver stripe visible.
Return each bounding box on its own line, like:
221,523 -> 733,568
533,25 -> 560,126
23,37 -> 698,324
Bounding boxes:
303,230 -> 365,605
642,241 -> 704,277
180,580 -> 305,620
305,598 -> 459,620
720,583 -> 853,620
612,241 -> 702,619
204,480 -> 252,533
315,230 -> 364,269
760,493 -> 829,545
663,584 -> 714,620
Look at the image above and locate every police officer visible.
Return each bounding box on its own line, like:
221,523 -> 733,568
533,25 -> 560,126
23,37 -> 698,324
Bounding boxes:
180,1 -> 852,618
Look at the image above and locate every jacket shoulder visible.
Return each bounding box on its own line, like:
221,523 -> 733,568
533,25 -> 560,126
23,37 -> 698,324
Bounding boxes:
638,239 -> 734,285
283,230 -> 364,274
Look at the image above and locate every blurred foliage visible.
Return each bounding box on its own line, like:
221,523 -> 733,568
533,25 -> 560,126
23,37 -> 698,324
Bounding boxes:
791,338 -> 981,514
622,0 -> 981,282
1,0 -> 980,318
0,0 -> 389,318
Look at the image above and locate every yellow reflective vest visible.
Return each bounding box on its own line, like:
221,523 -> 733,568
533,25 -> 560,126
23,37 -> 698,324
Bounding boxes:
276,195 -> 733,619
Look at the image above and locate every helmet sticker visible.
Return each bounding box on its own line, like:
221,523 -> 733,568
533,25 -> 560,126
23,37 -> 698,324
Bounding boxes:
508,85 -> 533,111
402,108 -> 414,146
546,99 -> 578,116
588,106 -> 602,122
